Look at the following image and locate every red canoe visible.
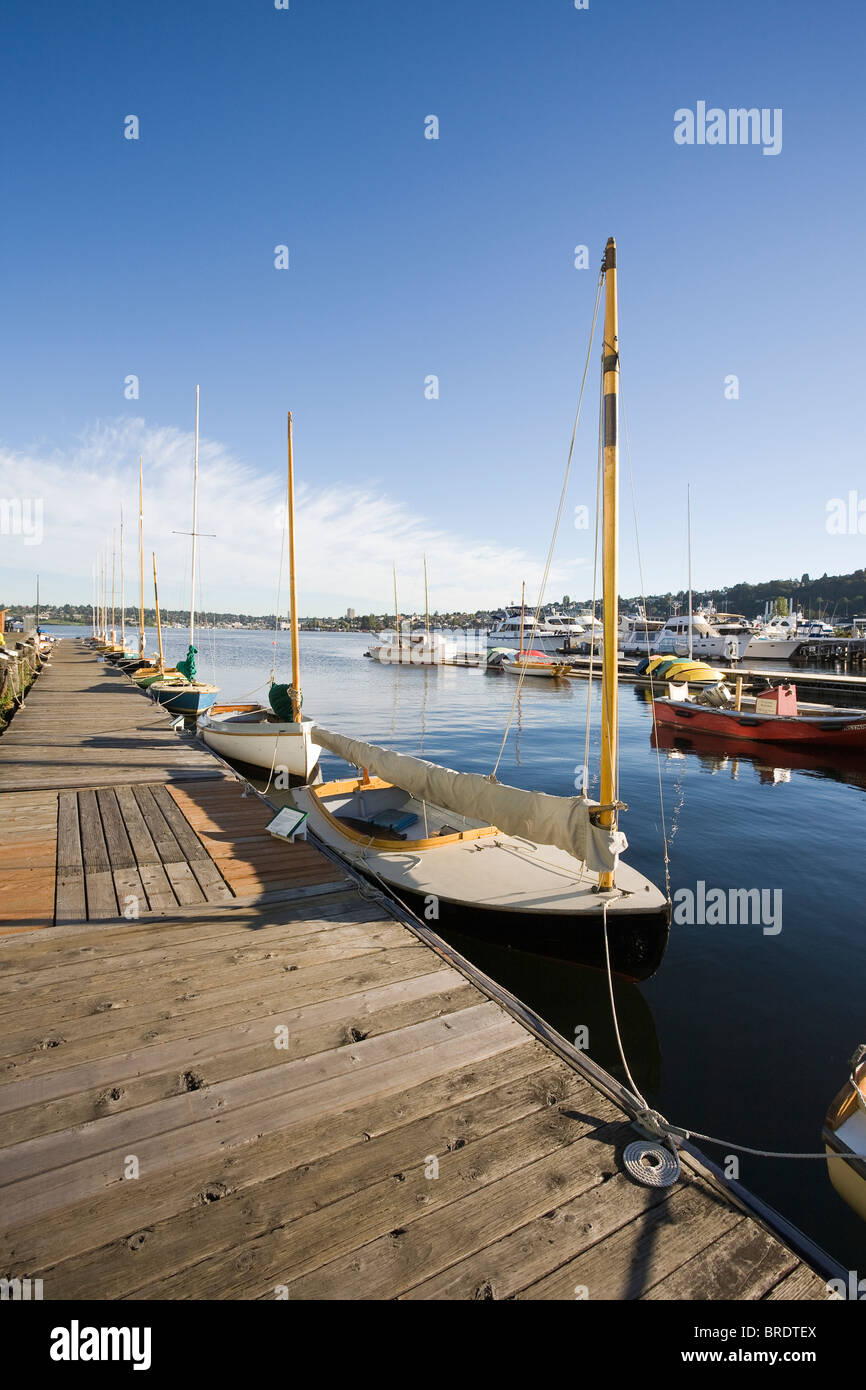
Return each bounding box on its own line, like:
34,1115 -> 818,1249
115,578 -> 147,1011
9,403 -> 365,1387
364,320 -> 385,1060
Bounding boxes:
653,699 -> 866,748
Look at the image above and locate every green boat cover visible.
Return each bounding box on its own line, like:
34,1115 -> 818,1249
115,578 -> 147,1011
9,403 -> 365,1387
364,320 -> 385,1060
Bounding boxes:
269,683 -> 301,721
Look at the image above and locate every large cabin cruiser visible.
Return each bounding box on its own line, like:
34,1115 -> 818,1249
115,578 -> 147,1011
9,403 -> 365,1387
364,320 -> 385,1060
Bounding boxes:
651,612 -> 752,662
742,611 -> 828,660
487,607 -> 587,654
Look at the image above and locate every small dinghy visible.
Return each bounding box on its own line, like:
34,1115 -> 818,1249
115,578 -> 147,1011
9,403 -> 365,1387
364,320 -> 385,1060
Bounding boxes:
824,1045 -> 866,1221
654,680 -> 866,748
502,648 -> 571,678
198,691 -> 320,780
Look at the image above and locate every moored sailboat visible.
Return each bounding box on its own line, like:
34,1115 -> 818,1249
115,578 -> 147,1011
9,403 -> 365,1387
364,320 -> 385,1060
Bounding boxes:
291,238 -> 671,979
150,386 -> 218,716
197,411 -> 320,780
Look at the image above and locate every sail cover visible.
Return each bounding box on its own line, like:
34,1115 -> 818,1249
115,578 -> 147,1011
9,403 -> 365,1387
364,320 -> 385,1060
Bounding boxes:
311,726 -> 626,874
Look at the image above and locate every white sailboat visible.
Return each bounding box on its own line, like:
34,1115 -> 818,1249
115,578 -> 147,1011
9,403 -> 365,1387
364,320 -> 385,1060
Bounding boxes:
291,238 -> 671,980
197,411 -> 321,780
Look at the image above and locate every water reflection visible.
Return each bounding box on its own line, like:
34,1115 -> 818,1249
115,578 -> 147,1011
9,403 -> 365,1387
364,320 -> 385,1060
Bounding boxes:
437,927 -> 662,1099
651,723 -> 866,793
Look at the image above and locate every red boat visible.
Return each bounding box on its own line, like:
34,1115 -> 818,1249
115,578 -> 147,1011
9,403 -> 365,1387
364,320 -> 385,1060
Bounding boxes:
653,682 -> 866,748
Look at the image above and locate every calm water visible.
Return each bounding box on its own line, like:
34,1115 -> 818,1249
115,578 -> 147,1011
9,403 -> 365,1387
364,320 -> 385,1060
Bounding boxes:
48,625 -> 866,1272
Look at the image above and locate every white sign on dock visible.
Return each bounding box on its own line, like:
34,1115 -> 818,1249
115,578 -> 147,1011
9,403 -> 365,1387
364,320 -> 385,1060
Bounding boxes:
266,806 -> 308,842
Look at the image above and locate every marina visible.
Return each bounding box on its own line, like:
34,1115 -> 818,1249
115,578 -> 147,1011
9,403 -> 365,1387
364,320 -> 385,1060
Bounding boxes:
2,0 -> 864,1333
0,639 -> 844,1299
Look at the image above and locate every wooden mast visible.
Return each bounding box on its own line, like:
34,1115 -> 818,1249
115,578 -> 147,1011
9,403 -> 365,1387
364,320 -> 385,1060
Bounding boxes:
599,236 -> 620,890
189,385 -> 200,653
110,530 -> 116,645
393,563 -> 399,642
138,457 -> 145,659
120,505 -> 125,652
287,411 -> 302,722
153,552 -> 165,676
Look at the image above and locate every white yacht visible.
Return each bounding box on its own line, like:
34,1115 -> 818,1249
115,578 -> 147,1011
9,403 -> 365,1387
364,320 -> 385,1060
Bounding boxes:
620,609 -> 665,655
651,612 -> 752,662
486,607 -> 586,654
743,612 -> 806,660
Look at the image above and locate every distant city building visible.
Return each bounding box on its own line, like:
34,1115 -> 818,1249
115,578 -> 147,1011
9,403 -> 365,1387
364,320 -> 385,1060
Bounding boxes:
346,608 -> 355,620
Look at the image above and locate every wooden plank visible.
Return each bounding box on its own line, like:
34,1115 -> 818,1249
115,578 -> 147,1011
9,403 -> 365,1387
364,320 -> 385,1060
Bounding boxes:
0,947 -> 458,1074
139,1106 -> 624,1300
34,1058 -> 593,1299
161,859 -> 207,907
95,788 -> 136,868
54,793 -> 85,923
764,1266 -> 834,1300
2,1017 -> 528,1230
113,786 -> 162,865
642,1220 -> 797,1300
404,1169 -> 670,1300
517,1180 -> 743,1300
0,1043 -> 551,1276
3,919 -> 419,1031
149,784 -> 211,861
131,786 -> 185,864
0,970 -> 477,1144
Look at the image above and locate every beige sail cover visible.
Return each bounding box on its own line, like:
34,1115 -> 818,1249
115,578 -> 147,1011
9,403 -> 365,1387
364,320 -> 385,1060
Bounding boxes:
311,726 -> 626,874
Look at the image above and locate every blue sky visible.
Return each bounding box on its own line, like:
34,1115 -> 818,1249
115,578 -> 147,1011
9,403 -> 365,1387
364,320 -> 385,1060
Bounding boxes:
1,0 -> 864,616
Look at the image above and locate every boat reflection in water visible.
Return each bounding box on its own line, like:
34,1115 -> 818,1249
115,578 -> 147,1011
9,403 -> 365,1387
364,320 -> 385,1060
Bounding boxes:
651,721 -> 866,793
436,926 -> 662,1099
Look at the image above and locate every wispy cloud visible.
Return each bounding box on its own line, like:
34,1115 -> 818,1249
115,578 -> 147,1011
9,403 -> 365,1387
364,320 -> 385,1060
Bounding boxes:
0,418 -> 572,614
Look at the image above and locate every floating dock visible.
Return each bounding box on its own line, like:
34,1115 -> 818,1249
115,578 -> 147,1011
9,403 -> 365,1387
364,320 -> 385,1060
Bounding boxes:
0,641 -> 841,1299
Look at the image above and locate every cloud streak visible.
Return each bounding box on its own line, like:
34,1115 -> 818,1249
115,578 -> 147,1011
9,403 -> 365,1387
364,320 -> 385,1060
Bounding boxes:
0,417 -> 576,615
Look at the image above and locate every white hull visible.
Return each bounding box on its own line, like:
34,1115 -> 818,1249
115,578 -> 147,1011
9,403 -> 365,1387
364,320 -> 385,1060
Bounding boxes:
487,632 -> 584,655
292,778 -> 668,920
743,637 -> 803,660
501,659 -> 569,677
198,705 -> 321,779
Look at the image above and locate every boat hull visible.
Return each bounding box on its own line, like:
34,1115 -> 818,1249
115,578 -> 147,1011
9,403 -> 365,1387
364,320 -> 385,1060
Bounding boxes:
150,682 -> 218,715
501,660 -> 570,678
293,781 -> 670,982
198,705 -> 321,779
653,699 -> 866,747
384,882 -> 670,981
824,1054 -> 866,1221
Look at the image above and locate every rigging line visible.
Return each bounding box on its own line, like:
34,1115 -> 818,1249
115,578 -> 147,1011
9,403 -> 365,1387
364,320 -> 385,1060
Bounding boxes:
601,908 -> 842,1164
491,270 -> 604,779
619,355 -> 672,898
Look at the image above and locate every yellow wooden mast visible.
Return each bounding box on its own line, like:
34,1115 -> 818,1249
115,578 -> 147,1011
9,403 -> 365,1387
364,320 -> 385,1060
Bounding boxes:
287,412 -> 302,723
138,457 -> 145,659
598,236 -> 619,890
152,552 -> 165,676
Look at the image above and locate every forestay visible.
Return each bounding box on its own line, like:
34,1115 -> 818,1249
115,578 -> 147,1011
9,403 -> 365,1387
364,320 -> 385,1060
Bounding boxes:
311,726 -> 626,874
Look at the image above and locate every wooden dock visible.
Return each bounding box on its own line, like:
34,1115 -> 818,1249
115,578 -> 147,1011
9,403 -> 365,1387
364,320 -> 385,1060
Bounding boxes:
0,640 -> 840,1299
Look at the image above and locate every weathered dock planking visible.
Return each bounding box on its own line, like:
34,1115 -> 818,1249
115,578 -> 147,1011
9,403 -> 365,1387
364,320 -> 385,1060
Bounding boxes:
0,640 -> 840,1300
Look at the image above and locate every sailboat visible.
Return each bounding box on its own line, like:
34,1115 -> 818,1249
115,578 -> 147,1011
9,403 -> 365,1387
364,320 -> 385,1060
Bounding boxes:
500,583 -> 571,677
118,461 -> 156,674
197,412 -> 321,779
150,386 -> 218,716
292,238 -> 671,980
